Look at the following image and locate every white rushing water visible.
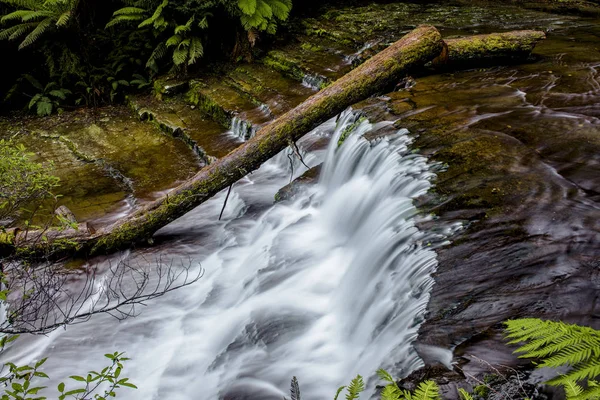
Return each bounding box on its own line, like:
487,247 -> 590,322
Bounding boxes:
229,117 -> 257,141
2,110 -> 441,400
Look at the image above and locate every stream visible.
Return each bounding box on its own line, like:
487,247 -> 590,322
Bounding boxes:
1,2 -> 600,399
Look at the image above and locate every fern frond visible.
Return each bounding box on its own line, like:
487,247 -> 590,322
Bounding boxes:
334,386 -> 346,400
112,6 -> 147,15
1,10 -> 50,22
563,379 -> 584,399
238,0 -> 257,15
146,41 -> 167,72
174,16 -> 193,34
345,375 -> 365,400
187,36 -> 203,65
458,388 -> 474,400
381,384 -> 401,400
0,22 -> 35,40
573,380 -> 600,400
165,34 -> 181,47
172,45 -> 188,66
55,10 -> 71,27
411,380 -> 441,400
106,14 -> 145,28
267,0 -> 291,20
138,0 -> 167,28
19,16 -> 53,48
377,369 -> 396,384
289,376 -> 300,400
505,319 -> 600,388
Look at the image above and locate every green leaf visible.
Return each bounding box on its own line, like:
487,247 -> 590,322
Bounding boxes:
238,0 -> 257,15
34,358 -> 47,369
36,99 -> 52,116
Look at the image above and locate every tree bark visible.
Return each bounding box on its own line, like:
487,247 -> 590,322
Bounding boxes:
5,25 -> 445,258
432,30 -> 546,68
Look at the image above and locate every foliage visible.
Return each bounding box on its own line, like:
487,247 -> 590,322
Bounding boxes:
0,0 -> 294,113
0,0 -> 77,50
24,75 -> 71,115
0,351 -> 136,399
0,140 -> 59,226
505,318 -> 600,399
286,371 -> 441,400
376,369 -> 440,400
457,389 -> 473,400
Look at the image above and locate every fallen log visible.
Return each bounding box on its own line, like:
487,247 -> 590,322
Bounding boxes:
432,30 -> 546,68
5,24 -> 444,258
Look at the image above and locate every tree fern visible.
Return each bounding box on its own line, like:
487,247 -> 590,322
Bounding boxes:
457,389 -> 473,400
0,0 -> 77,49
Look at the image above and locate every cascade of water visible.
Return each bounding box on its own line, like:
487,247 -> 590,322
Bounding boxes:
1,110 -> 441,400
302,73 -> 327,91
229,116 -> 255,141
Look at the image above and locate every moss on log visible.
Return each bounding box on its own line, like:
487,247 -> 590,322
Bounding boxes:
7,25 -> 444,258
433,30 -> 546,68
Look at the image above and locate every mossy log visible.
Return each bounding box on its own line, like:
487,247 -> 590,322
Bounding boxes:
4,25 -> 444,258
433,30 -> 546,68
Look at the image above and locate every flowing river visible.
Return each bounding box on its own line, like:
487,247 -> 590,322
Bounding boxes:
2,3 -> 600,399
3,111 -> 449,399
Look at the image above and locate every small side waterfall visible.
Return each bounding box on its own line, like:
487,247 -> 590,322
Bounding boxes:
229,116 -> 257,141
1,110 -> 441,400
302,73 -> 327,90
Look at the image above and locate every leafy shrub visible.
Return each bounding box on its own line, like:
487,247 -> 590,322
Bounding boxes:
0,140 -> 59,226
0,350 -> 136,399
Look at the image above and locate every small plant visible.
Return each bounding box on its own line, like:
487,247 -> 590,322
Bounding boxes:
0,351 -> 137,399
23,75 -> 71,116
505,318 -> 600,399
0,140 -> 59,226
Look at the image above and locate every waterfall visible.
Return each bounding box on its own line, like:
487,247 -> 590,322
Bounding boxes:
229,116 -> 257,141
1,110 -> 441,400
302,73 -> 327,91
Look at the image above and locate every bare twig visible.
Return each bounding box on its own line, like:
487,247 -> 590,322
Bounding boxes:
219,185 -> 233,221
0,256 -> 203,335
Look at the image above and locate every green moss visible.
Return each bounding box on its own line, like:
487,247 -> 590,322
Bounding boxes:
262,51 -> 306,82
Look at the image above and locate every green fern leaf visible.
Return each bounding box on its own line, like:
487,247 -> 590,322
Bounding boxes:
377,369 -> 396,384
172,45 -> 188,66
238,0 -> 257,15
345,375 -> 365,400
187,36 -> 203,65
458,388 -> 474,400
165,34 -> 181,47
112,6 -> 146,15
0,22 -> 35,41
505,319 -> 600,390
563,379 -> 584,399
55,10 -> 71,27
138,0 -> 167,28
381,384 -> 401,400
1,10 -> 47,22
267,0 -> 292,20
412,381 -> 441,400
19,16 -> 53,48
